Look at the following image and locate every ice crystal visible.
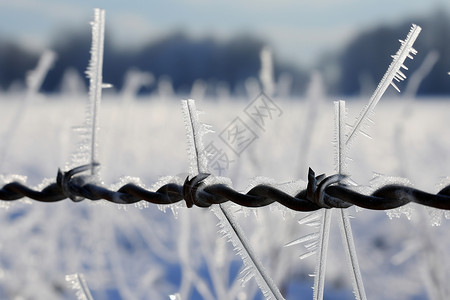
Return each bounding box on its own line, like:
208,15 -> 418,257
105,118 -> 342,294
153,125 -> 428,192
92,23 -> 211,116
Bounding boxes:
183,99 -> 284,300
346,24 -> 421,147
65,273 -> 94,300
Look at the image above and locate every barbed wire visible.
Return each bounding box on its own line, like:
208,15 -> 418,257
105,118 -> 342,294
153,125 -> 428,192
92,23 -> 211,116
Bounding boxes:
0,163 -> 449,211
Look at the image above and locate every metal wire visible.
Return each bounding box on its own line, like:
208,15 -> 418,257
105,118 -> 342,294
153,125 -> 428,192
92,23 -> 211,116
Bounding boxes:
0,164 -> 449,211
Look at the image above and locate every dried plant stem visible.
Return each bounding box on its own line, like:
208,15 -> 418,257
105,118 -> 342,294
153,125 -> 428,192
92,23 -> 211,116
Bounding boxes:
183,99 -> 284,300
346,24 -> 421,147
86,8 -> 106,175
312,208 -> 332,300
336,101 -> 366,300
65,273 -> 94,300
337,26 -> 422,298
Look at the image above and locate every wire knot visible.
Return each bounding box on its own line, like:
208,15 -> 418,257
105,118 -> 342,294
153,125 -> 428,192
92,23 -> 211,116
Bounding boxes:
183,173 -> 210,208
57,163 -> 99,202
307,168 -> 347,208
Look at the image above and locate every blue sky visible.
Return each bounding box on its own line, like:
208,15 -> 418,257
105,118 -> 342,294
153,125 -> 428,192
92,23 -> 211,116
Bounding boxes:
0,0 -> 449,68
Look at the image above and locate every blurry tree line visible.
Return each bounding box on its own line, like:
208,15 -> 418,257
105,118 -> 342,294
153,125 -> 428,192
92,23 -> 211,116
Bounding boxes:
322,9 -> 450,96
0,10 -> 449,97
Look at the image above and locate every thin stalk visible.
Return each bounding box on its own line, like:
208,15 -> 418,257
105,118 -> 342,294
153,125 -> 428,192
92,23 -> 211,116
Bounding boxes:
0,50 -> 56,169
337,208 -> 366,300
77,274 -> 94,300
183,99 -> 284,300
65,273 -> 94,300
87,8 -> 106,175
335,26 -> 422,298
346,24 -> 421,147
335,101 -> 366,300
313,101 -> 368,300
330,27 -> 422,298
312,209 -> 332,300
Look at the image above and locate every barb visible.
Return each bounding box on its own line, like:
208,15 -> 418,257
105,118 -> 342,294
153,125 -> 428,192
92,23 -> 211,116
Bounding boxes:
1,165 -> 450,212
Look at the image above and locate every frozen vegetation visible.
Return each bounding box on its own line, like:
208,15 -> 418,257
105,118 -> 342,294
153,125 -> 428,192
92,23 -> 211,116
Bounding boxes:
1,90 -> 450,300
0,8 -> 449,300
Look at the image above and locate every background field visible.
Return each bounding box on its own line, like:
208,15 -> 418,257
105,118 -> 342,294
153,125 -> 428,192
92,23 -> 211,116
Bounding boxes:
0,92 -> 449,299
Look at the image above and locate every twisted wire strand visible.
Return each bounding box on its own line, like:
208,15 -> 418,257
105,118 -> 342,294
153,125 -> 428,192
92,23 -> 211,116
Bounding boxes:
0,164 -> 449,211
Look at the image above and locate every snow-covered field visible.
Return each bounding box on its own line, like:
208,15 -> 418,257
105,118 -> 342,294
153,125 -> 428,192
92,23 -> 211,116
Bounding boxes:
0,92 -> 449,299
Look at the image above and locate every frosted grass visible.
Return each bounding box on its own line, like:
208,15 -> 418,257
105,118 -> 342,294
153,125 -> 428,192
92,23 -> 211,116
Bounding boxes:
182,99 -> 284,300
65,273 -> 94,300
299,24 -> 421,300
0,50 -> 56,169
346,24 -> 421,147
0,96 -> 449,299
0,11 -> 448,300
85,8 -> 107,175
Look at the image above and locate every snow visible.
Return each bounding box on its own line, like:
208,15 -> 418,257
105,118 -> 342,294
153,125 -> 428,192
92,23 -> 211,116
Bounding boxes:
0,93 -> 449,299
